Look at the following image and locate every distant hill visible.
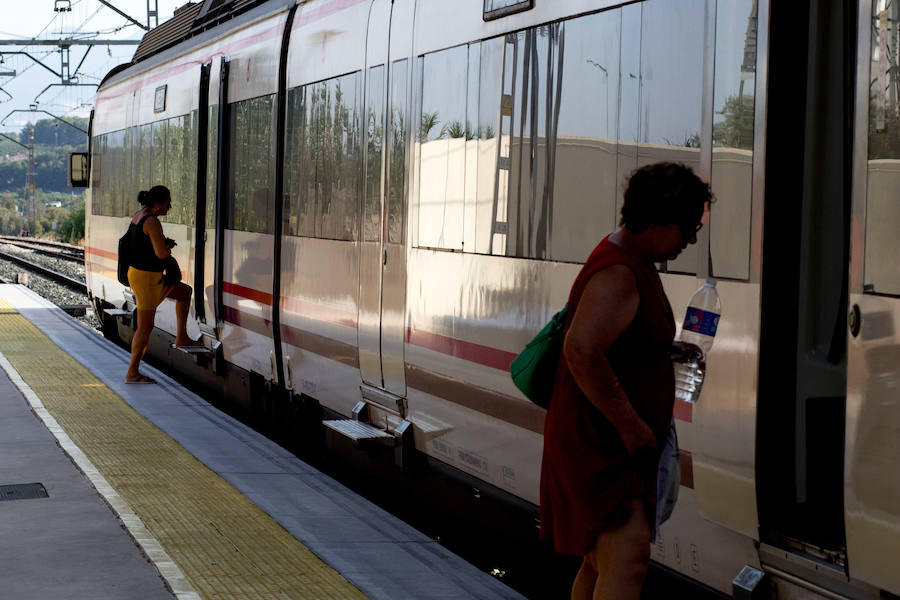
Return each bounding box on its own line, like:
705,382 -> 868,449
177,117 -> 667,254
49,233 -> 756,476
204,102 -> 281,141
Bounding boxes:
0,116 -> 89,193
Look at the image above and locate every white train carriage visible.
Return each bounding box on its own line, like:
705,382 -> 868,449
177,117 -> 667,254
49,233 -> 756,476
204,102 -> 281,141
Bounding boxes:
78,0 -> 900,597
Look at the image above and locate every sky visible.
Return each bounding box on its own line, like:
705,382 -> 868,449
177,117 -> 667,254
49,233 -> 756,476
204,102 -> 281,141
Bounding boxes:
0,0 -> 183,135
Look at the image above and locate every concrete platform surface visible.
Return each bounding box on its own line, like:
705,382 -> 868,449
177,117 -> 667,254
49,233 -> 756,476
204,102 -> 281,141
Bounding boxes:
0,364 -> 174,600
0,284 -> 524,600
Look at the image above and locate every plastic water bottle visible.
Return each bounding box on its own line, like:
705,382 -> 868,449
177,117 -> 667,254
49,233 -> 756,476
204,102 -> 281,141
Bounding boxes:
673,279 -> 721,404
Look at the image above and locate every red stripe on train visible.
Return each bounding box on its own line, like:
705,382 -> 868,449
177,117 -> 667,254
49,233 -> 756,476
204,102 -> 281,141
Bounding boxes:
85,246 -> 117,261
222,281 -> 273,305
405,328 -> 518,373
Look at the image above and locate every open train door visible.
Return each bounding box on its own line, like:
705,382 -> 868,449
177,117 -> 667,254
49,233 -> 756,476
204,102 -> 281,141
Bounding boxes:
358,0 -> 413,408
754,1 -> 853,590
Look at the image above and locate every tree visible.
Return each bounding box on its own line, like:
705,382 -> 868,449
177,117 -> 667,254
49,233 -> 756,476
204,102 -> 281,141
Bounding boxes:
713,93 -> 755,150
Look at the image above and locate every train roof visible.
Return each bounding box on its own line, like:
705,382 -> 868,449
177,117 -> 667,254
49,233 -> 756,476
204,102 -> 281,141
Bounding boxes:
99,0 -> 289,90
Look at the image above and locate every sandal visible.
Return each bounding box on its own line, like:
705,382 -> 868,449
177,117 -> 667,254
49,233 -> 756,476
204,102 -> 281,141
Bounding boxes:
125,374 -> 156,384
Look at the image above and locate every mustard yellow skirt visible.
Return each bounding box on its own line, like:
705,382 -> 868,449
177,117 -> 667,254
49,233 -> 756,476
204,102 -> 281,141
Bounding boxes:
127,267 -> 176,311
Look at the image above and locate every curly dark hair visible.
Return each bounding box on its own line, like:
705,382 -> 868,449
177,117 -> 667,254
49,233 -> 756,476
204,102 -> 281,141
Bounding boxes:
137,185 -> 170,208
619,163 -> 713,233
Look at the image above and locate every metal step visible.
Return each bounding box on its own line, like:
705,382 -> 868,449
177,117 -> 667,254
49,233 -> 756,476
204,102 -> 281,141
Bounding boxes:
323,419 -> 394,443
103,308 -> 131,318
171,338 -> 220,358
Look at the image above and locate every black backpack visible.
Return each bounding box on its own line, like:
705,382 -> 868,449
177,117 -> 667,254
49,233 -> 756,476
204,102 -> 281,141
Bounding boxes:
117,223 -> 134,286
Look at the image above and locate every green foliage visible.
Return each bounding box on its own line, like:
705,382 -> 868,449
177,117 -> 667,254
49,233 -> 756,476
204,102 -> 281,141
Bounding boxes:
57,200 -> 85,243
713,94 -> 755,150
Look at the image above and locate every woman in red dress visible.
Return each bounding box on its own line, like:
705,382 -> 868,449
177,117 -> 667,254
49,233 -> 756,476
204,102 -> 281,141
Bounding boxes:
540,163 -> 712,599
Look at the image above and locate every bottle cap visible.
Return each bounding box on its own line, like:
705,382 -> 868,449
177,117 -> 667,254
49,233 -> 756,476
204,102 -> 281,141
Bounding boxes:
705,278 -> 717,286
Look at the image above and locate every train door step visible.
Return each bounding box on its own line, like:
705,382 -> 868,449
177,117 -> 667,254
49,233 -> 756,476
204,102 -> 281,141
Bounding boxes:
103,308 -> 131,319
171,338 -> 220,358
323,419 -> 395,443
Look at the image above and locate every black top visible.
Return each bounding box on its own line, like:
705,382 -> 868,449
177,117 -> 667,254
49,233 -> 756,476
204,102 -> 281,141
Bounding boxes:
128,214 -> 165,272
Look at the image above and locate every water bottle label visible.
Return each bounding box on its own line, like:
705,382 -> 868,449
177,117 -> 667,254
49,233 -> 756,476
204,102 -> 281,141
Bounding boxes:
683,307 -> 719,337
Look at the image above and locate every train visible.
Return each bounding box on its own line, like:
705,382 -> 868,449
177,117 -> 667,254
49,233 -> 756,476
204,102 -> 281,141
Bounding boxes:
74,0 -> 900,597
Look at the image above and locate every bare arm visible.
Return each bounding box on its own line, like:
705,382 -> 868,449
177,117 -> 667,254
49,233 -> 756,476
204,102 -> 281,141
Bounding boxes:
563,264 -> 657,455
142,216 -> 171,260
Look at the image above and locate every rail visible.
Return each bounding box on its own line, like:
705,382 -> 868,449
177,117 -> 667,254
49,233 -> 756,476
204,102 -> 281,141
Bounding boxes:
0,250 -> 87,293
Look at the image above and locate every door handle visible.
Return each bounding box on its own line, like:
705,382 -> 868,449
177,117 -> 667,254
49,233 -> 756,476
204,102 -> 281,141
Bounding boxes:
383,247 -> 387,266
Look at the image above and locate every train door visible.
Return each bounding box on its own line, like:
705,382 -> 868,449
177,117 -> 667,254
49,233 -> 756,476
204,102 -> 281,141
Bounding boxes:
358,0 -> 411,399
843,0 -> 900,594
755,1 -> 853,583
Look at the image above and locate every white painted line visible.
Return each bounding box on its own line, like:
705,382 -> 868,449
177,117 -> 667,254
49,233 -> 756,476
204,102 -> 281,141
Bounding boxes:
0,351 -> 202,600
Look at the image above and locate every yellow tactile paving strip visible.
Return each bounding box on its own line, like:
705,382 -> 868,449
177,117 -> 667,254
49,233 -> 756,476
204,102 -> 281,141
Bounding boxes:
0,300 -> 367,600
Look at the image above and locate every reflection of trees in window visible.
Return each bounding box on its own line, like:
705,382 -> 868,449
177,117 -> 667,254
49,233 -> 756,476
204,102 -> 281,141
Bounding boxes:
229,95 -> 275,233
285,72 -> 360,240
206,105 -> 218,230
365,65 -> 385,242
388,59 -> 408,245
713,94 -> 754,150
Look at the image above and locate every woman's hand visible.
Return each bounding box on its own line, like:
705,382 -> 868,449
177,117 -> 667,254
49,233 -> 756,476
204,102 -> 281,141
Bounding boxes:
165,237 -> 177,249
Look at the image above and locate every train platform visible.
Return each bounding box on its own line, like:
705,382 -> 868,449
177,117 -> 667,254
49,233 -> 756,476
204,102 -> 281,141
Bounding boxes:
0,284 -> 524,600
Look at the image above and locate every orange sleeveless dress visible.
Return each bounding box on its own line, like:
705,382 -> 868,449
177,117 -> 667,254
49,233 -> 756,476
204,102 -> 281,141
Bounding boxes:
540,237 -> 675,556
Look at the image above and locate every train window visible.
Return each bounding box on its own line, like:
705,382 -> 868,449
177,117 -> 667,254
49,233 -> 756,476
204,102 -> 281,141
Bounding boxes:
285,84 -> 316,238
365,65 -> 386,243
320,72 -> 361,241
228,94 -> 275,234
206,105 -> 217,230
161,114 -> 196,227
284,71 -> 361,241
549,10 -> 621,262
138,124 -> 152,193
151,121 -> 166,193
639,0 -> 707,275
710,0 -> 756,281
866,3 -> 900,295
109,130 -> 127,217
418,45 -> 467,250
90,134 -> 101,215
471,37 -> 504,254
388,59 -> 408,245
122,128 -> 135,217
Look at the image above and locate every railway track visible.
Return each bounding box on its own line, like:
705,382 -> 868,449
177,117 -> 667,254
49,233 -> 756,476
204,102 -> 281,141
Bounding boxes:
0,235 -> 84,263
0,250 -> 87,293
0,241 -> 93,323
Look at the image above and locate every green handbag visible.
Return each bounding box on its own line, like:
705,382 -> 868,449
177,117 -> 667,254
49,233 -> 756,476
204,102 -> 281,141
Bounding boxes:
510,305 -> 568,409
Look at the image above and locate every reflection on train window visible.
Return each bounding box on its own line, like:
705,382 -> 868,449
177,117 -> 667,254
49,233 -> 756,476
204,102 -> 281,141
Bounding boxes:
151,121 -> 165,193
710,0 -> 757,281
228,94 -> 275,234
207,104 -> 218,230
365,65 -> 385,242
550,11 -> 621,261
138,123 -> 152,192
866,2 -> 900,295
418,45 -> 467,250
161,114 -> 197,227
284,71 -> 361,241
414,0 -> 719,270
640,0 -> 706,275
388,59 -> 408,245
90,135 -> 101,215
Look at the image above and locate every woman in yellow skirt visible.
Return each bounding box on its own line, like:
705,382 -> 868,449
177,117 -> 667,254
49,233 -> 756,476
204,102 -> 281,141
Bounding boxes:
125,185 -> 200,383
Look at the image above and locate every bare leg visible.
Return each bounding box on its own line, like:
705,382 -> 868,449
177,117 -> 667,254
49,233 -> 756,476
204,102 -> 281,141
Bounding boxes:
586,499 -> 651,600
571,557 -> 598,600
127,308 -> 156,381
168,282 -> 197,346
